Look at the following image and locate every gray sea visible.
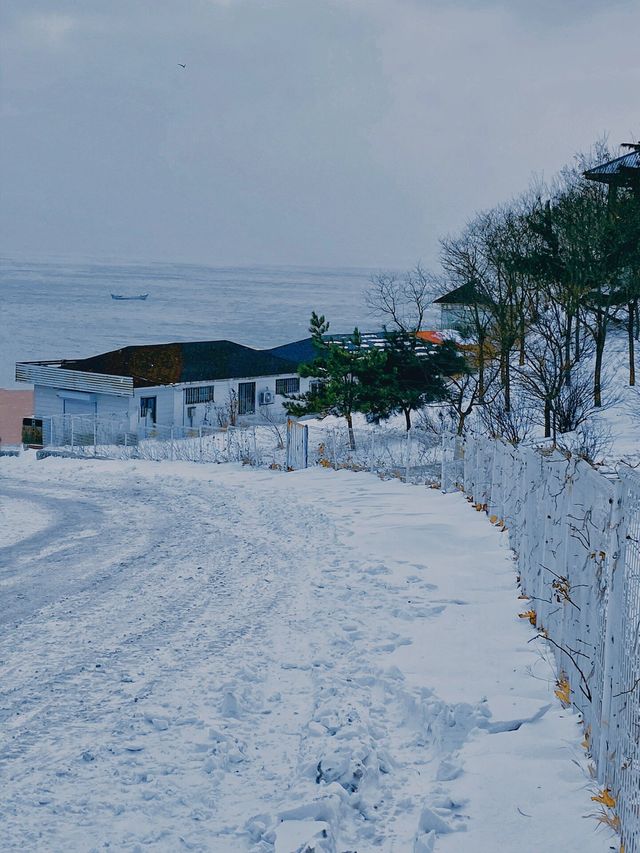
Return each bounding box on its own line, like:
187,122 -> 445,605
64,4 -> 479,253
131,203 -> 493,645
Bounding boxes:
1,258 -> 433,388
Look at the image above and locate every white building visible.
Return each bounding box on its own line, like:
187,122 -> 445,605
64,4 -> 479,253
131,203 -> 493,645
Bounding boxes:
16,339 -> 314,431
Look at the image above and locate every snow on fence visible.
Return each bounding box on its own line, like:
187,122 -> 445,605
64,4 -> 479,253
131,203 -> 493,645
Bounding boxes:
41,414 -> 276,466
39,414 -> 444,482
445,433 -> 640,852
302,422 -> 442,483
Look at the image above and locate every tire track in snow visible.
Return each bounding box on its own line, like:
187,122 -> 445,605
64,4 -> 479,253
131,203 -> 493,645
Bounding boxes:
0,462 -> 329,851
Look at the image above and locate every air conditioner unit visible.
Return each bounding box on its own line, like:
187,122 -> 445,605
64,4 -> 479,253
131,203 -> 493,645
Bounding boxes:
259,390 -> 274,406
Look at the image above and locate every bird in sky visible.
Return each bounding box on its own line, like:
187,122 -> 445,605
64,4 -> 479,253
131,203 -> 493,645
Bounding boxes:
178,63 -> 186,69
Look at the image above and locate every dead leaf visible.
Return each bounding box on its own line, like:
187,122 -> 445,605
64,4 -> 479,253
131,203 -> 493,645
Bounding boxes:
518,609 -> 537,627
591,788 -> 616,808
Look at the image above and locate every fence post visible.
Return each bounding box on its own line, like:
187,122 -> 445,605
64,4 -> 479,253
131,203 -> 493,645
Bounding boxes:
405,428 -> 411,483
199,426 -> 203,462
441,433 -> 450,492
302,424 -> 308,469
331,428 -> 338,470
285,418 -> 292,469
94,417 -> 98,456
170,426 -> 174,461
597,477 -> 627,782
370,430 -> 375,474
70,416 -> 74,450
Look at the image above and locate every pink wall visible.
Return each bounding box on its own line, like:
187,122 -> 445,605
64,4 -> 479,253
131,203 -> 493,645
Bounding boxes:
0,389 -> 33,445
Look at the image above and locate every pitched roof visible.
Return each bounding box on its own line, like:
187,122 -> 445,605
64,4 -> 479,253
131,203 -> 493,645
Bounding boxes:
433,283 -> 489,305
416,330 -> 445,344
584,149 -> 640,187
61,341 -> 298,388
264,338 -> 319,367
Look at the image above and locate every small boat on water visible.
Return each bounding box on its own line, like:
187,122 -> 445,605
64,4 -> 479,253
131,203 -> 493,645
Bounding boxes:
111,293 -> 149,301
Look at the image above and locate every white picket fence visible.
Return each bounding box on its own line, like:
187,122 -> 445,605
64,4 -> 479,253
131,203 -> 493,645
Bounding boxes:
446,433 -> 640,851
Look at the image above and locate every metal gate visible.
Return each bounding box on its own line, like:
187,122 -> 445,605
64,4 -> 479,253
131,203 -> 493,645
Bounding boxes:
286,419 -> 308,470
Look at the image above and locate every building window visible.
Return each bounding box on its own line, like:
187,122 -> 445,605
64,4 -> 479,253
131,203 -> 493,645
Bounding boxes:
275,377 -> 300,396
140,396 -> 157,423
238,381 -> 256,415
184,385 -> 215,405
309,380 -> 325,396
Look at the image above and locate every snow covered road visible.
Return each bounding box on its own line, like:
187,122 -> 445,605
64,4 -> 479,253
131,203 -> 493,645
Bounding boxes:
0,457 -> 613,852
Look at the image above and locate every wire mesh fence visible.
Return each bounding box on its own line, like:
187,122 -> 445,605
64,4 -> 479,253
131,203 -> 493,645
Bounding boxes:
41,414 -> 285,466
38,414 -> 444,482
303,423 -> 442,483
446,432 -> 640,853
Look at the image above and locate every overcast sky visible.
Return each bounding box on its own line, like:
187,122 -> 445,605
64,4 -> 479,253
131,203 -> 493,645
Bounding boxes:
1,0 -> 638,268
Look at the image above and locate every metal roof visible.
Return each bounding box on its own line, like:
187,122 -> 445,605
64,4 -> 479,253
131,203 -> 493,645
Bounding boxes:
323,330 -> 445,356
584,150 -> 640,186
267,331 -> 449,362
16,363 -> 134,396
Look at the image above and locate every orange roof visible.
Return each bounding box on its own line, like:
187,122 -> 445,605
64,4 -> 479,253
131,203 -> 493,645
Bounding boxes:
416,330 -> 444,344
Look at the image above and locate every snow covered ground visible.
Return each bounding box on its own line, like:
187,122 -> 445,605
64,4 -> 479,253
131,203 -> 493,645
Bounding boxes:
0,456 -> 615,852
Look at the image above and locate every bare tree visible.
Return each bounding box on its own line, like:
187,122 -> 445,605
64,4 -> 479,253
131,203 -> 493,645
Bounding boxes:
366,264 -> 435,334
446,359 -> 500,436
553,365 -> 616,434
439,230 -> 495,401
514,303 -> 594,440
476,391 -> 535,445
217,389 -> 239,428
556,419 -> 613,466
259,404 -> 286,449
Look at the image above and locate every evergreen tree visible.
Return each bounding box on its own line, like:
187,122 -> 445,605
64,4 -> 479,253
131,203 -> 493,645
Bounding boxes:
360,331 -> 468,430
284,312 -> 385,449
285,313 -> 468,439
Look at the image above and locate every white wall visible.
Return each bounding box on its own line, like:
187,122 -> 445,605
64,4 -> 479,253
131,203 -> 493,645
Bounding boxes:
179,374 -> 313,427
34,385 -> 65,418
34,385 -> 132,420
132,385 -> 176,426
34,373 -> 315,429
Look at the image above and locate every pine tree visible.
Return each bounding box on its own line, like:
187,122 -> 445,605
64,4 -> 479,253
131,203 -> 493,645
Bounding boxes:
360,331 -> 468,430
283,313 -> 385,449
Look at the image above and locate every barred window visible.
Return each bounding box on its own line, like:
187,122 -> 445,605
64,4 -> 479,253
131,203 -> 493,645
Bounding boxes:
275,377 -> 300,395
184,385 -> 215,405
309,380 -> 325,395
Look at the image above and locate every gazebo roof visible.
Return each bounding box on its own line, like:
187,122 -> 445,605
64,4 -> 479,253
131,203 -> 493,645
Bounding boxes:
584,148 -> 640,188
433,283 -> 489,306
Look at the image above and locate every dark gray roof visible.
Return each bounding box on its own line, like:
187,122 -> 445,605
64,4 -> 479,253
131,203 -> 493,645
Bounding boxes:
584,150 -> 640,186
433,283 -> 489,305
264,338 -> 319,367
62,340 -> 298,388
